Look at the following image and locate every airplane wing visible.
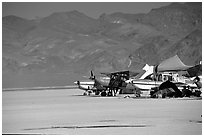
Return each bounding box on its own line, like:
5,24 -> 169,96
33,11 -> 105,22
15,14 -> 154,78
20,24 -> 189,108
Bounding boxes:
101,71 -> 139,79
100,72 -> 111,77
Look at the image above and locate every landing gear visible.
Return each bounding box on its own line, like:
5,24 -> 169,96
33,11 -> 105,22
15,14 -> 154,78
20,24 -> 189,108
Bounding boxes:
83,91 -> 89,96
83,90 -> 92,96
95,90 -> 100,95
113,89 -> 119,96
107,91 -> 113,96
101,91 -> 107,96
83,89 -> 119,97
134,88 -> 141,98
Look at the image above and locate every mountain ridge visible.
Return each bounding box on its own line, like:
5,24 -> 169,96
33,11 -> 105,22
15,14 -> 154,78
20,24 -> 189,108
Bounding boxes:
2,2 -> 202,88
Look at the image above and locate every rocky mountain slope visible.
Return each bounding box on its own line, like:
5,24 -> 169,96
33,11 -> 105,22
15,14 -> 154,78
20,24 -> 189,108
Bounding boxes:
2,2 -> 202,88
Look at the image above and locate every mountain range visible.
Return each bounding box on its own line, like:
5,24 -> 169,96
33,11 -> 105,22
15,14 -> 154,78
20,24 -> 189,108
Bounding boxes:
2,2 -> 202,88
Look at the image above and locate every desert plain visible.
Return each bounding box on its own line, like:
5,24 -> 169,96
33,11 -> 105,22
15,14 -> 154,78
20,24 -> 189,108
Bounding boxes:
2,89 -> 202,135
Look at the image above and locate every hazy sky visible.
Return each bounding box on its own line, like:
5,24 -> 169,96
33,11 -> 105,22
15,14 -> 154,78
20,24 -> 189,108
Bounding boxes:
2,2 -> 171,19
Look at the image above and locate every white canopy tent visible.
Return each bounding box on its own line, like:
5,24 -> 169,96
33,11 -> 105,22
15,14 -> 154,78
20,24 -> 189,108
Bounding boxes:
156,55 -> 192,72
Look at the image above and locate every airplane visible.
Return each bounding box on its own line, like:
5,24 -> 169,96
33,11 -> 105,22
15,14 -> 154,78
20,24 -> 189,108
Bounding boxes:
125,69 -> 193,98
74,70 -> 139,96
125,64 -> 160,91
125,55 -> 201,97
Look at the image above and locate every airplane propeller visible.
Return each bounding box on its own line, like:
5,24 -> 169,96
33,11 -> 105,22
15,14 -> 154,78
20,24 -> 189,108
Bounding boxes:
89,70 -> 95,80
74,81 -> 80,85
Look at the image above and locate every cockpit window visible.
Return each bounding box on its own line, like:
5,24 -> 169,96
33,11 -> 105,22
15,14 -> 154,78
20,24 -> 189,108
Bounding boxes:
144,74 -> 154,80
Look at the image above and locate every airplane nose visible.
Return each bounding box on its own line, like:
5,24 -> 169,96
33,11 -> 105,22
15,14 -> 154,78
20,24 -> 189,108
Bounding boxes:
125,80 -> 130,84
125,79 -> 133,84
74,81 -> 80,85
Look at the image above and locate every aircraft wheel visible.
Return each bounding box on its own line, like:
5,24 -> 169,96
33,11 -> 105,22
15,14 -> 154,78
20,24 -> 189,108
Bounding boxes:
162,93 -> 166,98
107,91 -> 113,96
83,92 -> 88,96
135,93 -> 140,98
101,91 -> 107,97
95,91 -> 100,95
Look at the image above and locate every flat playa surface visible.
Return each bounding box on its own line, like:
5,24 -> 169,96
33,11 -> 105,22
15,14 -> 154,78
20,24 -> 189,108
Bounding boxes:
2,89 -> 202,135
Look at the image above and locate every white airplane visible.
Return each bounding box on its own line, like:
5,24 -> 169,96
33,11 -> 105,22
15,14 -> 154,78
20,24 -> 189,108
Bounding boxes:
125,64 -> 163,93
126,55 -> 201,97
74,70 -> 139,96
74,76 -> 111,95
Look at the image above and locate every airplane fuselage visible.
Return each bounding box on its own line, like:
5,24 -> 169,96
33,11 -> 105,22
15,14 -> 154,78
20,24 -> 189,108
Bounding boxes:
74,81 -> 94,91
128,79 -> 162,91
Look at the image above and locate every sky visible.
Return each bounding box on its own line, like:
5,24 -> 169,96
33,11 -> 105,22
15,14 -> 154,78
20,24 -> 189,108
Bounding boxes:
2,2 -> 171,19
